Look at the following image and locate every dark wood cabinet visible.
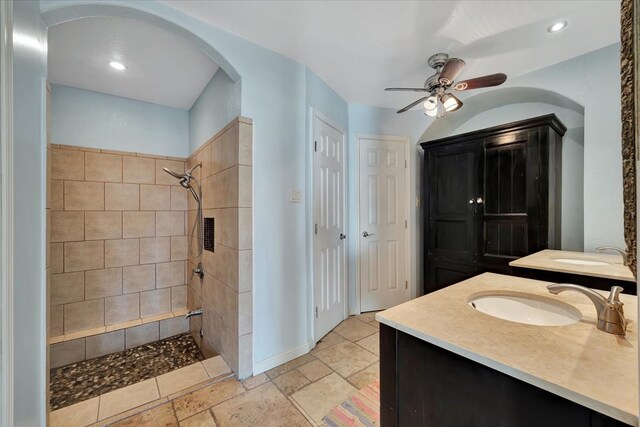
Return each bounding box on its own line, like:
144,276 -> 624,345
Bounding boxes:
380,324 -> 628,427
421,115 -> 566,294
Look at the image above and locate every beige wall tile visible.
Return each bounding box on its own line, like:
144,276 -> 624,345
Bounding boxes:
86,330 -> 125,359
156,211 -> 184,236
140,288 -> 171,317
159,316 -> 189,340
51,304 -> 64,337
105,238 -> 139,267
51,211 -> 84,242
123,264 -> 155,293
85,152 -> 122,182
64,181 -> 104,211
64,299 -> 105,333
199,142 -> 213,178
105,293 -> 140,325
239,250 -> 253,293
238,333 -> 252,378
216,208 -> 236,248
156,261 -> 185,288
51,272 -> 84,305
105,183 -> 139,210
238,165 -> 252,208
64,241 -> 104,272
51,339 -> 86,369
123,156 -> 155,184
238,291 -> 252,336
123,211 -> 155,238
170,186 -> 188,211
85,267 -> 123,299
140,237 -> 170,264
201,176 -> 215,210
52,149 -> 84,181
51,243 -> 64,273
140,185 -> 170,210
125,323 -> 159,349
221,285 -> 238,333
156,159 -> 184,185
238,122 -> 252,166
85,211 -> 122,240
219,124 -> 238,171
50,179 -> 64,210
238,208 -> 252,250
170,236 -> 188,261
171,285 -> 187,311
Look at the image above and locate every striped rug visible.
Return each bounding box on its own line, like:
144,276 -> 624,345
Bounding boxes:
323,380 -> 380,427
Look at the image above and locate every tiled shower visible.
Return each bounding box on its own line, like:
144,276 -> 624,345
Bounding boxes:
47,117 -> 253,385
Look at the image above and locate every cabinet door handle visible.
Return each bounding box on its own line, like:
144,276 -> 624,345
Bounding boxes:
476,197 -> 483,204
469,199 -> 475,204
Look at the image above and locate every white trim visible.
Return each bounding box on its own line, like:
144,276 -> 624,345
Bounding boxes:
253,341 -> 314,375
310,109 -> 348,346
354,134 -> 412,314
0,2 -> 14,425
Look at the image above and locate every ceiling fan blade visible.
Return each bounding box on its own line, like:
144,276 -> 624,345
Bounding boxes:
397,96 -> 429,114
385,87 -> 429,92
438,58 -> 466,85
454,73 -> 507,91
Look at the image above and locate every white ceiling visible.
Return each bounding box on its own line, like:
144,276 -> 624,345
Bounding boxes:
48,16 -> 219,110
160,0 -> 620,109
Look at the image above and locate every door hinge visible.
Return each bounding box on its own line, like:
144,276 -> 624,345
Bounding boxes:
405,159 -> 407,168
405,220 -> 408,229
315,306 -> 318,318
314,224 -> 318,234
314,140 -> 318,152
405,281 -> 408,290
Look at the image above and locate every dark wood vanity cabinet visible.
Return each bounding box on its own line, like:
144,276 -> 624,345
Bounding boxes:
380,324 -> 628,427
421,115 -> 566,294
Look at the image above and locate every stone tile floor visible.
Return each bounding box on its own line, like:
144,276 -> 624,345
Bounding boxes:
50,313 -> 380,426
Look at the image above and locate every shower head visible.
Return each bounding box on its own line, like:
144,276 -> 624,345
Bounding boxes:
163,166 -> 198,189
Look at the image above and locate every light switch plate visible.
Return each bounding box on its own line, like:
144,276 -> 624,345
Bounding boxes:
289,189 -> 302,203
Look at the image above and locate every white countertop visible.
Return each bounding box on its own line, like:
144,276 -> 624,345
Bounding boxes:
376,273 -> 638,425
510,249 -> 635,283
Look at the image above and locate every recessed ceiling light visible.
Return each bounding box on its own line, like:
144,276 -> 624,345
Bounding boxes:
109,61 -> 127,71
548,20 -> 568,33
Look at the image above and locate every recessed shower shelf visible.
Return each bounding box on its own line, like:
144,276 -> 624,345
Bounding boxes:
49,308 -> 189,345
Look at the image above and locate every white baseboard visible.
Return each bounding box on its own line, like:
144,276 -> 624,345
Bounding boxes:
253,341 -> 314,375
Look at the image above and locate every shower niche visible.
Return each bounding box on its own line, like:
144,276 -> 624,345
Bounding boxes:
204,217 -> 215,252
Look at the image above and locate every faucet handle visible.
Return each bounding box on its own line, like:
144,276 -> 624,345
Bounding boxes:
607,286 -> 624,304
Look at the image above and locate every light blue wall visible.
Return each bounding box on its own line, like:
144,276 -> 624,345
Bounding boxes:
188,68 -> 240,151
347,105 -> 430,304
51,84 -> 190,157
12,1 -> 48,425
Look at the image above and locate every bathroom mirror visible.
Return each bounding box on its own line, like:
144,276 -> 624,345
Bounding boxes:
621,0 -> 637,276
420,1 -> 634,277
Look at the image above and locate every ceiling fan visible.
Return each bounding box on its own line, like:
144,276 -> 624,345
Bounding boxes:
386,53 -> 507,117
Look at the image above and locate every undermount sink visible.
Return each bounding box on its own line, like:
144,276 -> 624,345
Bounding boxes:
468,292 -> 581,326
552,258 -> 611,266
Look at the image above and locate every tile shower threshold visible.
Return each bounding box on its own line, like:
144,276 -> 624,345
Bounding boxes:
50,333 -> 215,411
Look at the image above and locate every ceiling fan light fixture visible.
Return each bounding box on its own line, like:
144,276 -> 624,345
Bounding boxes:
423,94 -> 439,113
548,20 -> 567,33
424,107 -> 438,117
441,93 -> 463,112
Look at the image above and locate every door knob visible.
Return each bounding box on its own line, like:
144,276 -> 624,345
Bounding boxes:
339,233 -> 346,240
362,231 -> 375,238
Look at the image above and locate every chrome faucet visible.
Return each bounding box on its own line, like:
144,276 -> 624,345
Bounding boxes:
547,284 -> 626,335
595,246 -> 628,266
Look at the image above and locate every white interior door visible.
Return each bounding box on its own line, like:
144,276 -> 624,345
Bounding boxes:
313,114 -> 346,341
359,136 -> 409,312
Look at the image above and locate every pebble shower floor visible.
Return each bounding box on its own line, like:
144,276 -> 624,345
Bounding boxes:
49,333 -> 208,410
